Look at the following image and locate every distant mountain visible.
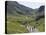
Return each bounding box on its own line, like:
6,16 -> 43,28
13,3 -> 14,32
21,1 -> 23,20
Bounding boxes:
7,1 -> 45,19
7,1 -> 34,16
35,5 -> 45,21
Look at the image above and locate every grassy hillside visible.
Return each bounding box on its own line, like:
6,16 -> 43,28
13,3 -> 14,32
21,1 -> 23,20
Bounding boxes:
6,16 -> 45,34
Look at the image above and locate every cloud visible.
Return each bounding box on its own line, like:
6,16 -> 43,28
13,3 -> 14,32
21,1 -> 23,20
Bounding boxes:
17,1 -> 45,9
6,0 -> 45,9
7,0 -> 45,2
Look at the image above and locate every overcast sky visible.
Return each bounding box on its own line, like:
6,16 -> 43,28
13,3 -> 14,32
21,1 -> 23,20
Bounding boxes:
7,0 -> 45,9
17,1 -> 45,9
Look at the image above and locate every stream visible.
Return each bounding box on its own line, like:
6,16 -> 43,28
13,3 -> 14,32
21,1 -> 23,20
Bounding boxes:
26,25 -> 39,33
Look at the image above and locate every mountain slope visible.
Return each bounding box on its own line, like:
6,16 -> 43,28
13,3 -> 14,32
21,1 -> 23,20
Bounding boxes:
35,5 -> 45,21
7,1 -> 34,16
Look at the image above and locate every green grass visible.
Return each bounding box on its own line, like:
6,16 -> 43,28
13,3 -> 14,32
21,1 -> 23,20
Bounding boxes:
37,18 -> 45,32
6,16 -> 45,34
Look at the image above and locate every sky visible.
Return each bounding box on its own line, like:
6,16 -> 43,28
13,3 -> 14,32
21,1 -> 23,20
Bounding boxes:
7,0 -> 45,9
17,1 -> 45,9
